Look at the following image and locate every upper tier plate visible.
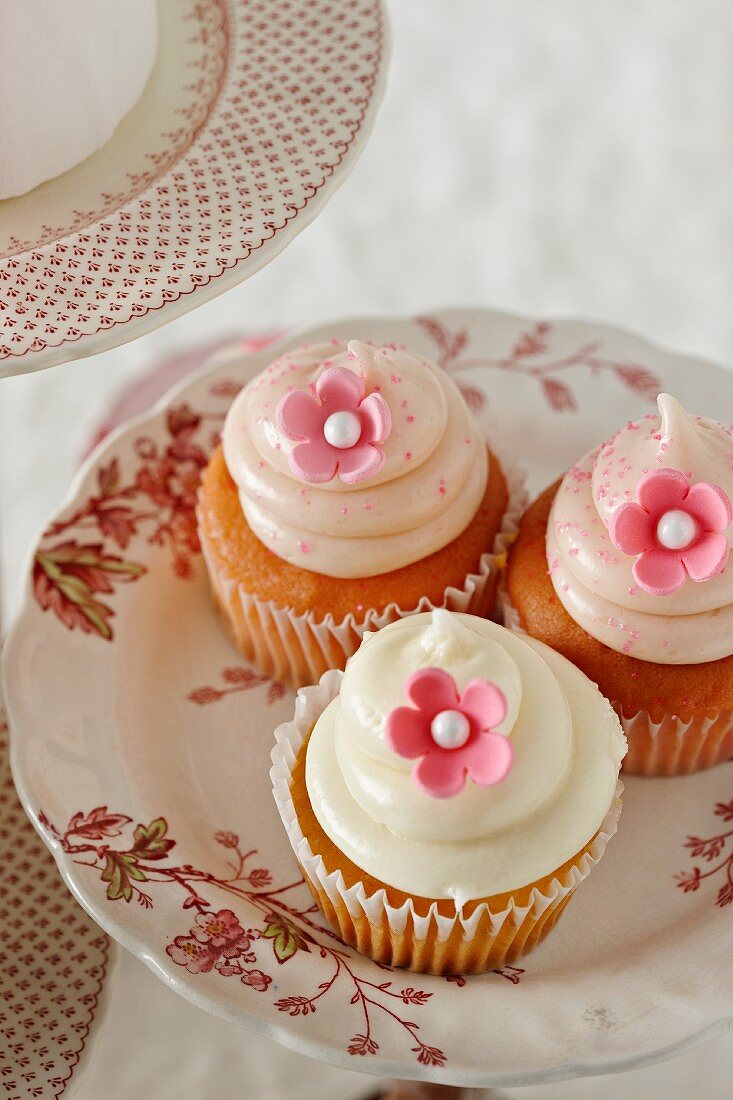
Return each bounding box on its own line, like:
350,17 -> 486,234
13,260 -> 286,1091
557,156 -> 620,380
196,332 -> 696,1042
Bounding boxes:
0,0 -> 388,378
4,311 -> 732,1088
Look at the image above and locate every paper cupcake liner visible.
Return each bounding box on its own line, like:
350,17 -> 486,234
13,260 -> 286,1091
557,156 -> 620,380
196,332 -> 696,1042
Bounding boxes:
617,708 -> 733,776
270,671 -> 623,976
499,587 -> 733,776
199,452 -> 527,688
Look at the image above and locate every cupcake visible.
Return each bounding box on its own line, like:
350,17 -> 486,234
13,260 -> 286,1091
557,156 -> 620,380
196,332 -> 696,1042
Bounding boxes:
271,609 -> 625,975
198,339 -> 524,686
505,394 -> 733,775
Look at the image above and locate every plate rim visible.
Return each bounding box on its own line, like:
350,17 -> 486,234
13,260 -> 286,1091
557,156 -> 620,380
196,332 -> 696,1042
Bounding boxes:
4,308 -> 733,1087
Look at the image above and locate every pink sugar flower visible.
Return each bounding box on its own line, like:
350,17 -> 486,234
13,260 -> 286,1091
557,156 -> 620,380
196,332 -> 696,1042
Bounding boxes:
385,667 -> 512,799
276,366 -> 391,484
609,467 -> 731,596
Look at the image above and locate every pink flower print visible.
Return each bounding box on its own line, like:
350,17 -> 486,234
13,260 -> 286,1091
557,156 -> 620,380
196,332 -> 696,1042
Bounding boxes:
166,934 -> 218,974
193,908 -> 249,950
609,468 -> 731,596
385,667 -> 513,799
169,909 -> 256,974
276,366 -> 391,484
240,968 -> 272,992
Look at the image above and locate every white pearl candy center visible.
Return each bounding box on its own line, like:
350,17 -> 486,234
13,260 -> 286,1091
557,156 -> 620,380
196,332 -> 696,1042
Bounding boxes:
323,410 -> 362,450
656,509 -> 698,551
430,709 -> 471,750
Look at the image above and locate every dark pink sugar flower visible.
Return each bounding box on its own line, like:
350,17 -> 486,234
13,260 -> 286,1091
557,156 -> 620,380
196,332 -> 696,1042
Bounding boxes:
385,667 -> 512,799
276,366 -> 391,484
609,467 -> 732,596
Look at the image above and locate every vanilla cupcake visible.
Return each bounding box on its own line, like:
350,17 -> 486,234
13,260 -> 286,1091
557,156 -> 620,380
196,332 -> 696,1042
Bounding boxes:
271,610 -> 625,975
197,340 -> 524,686
506,394 -> 733,775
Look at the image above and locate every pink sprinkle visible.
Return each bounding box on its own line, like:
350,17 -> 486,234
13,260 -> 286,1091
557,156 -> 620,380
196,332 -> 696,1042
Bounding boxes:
298,541 -> 310,555
402,400 -> 409,409
390,374 -> 402,384
340,506 -> 349,516
405,451 -> 413,461
407,415 -> 415,424
363,502 -> 373,511
258,460 -> 265,468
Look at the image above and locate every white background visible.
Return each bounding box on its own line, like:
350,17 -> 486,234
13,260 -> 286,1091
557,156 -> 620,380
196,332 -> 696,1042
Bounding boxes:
2,1 -> 732,1096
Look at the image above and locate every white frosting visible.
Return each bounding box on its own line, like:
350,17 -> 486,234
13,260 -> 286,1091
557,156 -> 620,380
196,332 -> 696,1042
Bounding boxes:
305,611 -> 626,904
547,395 -> 733,663
0,0 -> 158,200
222,340 -> 488,578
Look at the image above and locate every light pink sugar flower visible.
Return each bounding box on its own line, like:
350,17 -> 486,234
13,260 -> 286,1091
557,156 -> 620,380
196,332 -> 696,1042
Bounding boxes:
276,366 -> 392,484
385,667 -> 512,799
609,467 -> 732,596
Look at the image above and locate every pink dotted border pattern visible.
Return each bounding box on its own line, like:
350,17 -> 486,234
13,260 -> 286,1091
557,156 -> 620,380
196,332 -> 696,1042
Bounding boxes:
0,710 -> 110,1100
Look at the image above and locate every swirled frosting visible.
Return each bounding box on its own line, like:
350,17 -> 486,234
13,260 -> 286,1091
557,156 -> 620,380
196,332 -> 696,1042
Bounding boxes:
222,340 -> 488,578
305,610 -> 625,903
547,394 -> 733,663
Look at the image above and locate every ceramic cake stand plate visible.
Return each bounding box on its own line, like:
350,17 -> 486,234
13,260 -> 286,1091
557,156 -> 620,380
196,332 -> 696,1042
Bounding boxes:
0,0 -> 388,378
4,311 -> 733,1088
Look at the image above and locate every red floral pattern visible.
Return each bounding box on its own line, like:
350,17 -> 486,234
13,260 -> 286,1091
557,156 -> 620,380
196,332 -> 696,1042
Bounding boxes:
33,401 -> 219,639
417,316 -> 662,413
676,796 -> 733,907
40,806 -> 522,1068
187,666 -> 286,707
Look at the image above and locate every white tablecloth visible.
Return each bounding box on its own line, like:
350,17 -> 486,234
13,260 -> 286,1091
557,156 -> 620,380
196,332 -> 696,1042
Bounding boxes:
2,2 -> 732,1095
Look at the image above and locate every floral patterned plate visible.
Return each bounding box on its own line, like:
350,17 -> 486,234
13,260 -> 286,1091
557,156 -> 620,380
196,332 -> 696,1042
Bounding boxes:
4,311 -> 733,1089
0,0 -> 387,378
